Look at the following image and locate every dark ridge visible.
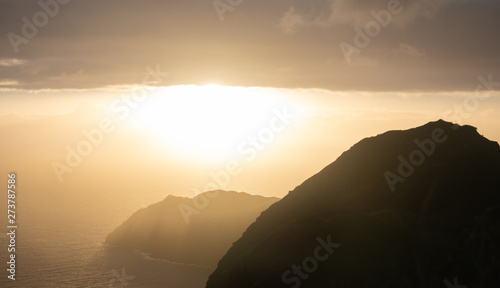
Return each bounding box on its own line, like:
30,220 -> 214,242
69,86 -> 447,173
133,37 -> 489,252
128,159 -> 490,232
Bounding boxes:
206,120 -> 500,288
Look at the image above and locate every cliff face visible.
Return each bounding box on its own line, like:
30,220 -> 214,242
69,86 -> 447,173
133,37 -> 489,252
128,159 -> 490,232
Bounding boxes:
106,190 -> 279,267
206,120 -> 500,288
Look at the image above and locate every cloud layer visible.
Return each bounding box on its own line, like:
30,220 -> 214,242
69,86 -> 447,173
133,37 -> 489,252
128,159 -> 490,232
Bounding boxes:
0,0 -> 499,91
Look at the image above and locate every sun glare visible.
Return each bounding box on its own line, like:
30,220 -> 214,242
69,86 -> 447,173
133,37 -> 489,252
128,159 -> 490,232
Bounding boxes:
131,85 -> 295,163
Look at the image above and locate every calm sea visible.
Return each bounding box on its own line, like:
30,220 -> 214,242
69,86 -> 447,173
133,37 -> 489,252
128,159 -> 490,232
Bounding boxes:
0,188 -> 213,288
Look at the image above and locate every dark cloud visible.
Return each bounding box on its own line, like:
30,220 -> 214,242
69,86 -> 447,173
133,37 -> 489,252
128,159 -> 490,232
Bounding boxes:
0,0 -> 499,91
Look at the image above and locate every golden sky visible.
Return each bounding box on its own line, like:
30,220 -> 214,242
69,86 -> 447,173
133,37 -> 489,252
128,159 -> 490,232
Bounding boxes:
1,0 -> 500,201
1,86 -> 499,201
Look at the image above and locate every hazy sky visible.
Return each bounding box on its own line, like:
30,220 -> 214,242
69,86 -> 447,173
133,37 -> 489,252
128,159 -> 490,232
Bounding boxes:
1,0 -> 500,200
1,87 -> 499,200
1,0 -> 499,91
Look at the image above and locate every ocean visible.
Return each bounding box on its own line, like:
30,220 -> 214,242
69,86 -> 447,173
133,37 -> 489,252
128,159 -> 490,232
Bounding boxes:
0,187 -> 213,288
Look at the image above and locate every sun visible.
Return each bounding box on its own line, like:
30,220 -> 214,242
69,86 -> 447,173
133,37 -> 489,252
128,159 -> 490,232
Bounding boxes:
131,85 -> 293,164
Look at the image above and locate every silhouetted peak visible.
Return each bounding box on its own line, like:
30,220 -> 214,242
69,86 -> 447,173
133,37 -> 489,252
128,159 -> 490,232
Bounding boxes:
206,121 -> 500,288
106,190 -> 279,267
163,190 -> 273,202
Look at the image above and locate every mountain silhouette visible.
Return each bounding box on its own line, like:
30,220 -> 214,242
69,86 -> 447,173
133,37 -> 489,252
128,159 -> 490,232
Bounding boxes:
106,190 -> 279,267
206,120 -> 500,288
